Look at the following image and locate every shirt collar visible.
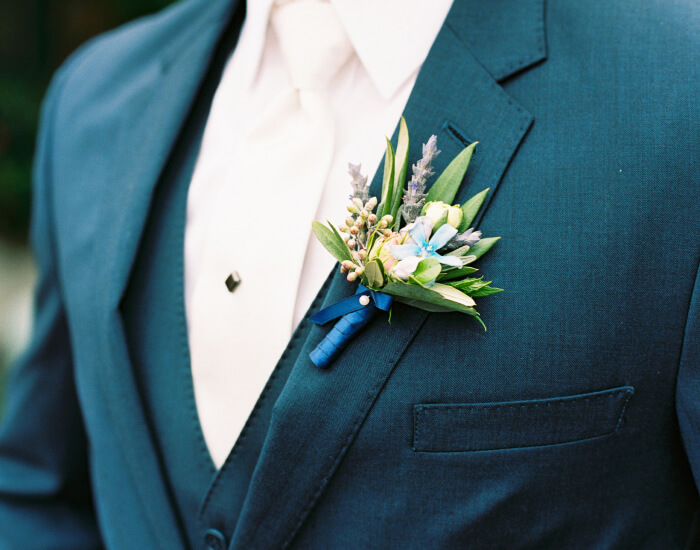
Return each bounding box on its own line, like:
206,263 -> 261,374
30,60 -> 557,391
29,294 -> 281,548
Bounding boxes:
238,0 -> 455,100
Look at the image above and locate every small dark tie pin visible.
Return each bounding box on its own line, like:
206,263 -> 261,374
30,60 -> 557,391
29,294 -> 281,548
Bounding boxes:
225,271 -> 241,293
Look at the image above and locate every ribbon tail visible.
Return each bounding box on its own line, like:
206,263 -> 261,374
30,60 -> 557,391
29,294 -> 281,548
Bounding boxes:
309,305 -> 378,369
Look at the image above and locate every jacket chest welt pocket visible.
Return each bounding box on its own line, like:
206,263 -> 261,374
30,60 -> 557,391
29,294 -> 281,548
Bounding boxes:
412,386 -> 634,452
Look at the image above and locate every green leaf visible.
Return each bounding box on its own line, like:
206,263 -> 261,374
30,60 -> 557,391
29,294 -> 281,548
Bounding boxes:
390,117 -> 410,221
383,282 -> 478,316
470,285 -> 504,297
468,236 -> 500,259
378,138 -> 395,218
432,282 -> 477,307
364,259 -> 385,289
329,222 -> 349,250
449,278 -> 502,297
446,245 -> 472,257
450,277 -> 485,290
437,266 -> 479,281
392,205 -> 404,231
411,258 -> 441,285
458,188 -> 489,232
312,221 -> 352,263
425,141 -> 478,205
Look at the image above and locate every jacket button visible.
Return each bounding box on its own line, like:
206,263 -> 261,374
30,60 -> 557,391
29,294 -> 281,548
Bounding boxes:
204,528 -> 226,550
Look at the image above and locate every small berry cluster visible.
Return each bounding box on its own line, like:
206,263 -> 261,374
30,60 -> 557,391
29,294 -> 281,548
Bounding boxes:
338,196 -> 393,282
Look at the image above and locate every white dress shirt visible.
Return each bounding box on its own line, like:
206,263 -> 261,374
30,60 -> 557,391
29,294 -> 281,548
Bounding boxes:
185,0 -> 454,468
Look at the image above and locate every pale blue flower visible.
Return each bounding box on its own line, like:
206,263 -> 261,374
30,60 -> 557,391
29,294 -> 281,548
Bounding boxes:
390,217 -> 462,268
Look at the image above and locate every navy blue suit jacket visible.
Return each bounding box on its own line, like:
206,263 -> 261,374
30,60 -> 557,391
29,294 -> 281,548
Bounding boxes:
0,0 -> 698,548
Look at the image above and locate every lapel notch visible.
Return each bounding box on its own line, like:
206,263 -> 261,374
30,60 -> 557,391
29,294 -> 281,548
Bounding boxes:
448,0 -> 548,82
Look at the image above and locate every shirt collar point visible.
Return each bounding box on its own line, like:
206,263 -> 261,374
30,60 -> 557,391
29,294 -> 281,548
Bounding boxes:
361,56 -> 421,101
371,73 -> 410,101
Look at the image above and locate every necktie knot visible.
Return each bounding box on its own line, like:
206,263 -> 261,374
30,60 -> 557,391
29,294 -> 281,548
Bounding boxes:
271,0 -> 353,91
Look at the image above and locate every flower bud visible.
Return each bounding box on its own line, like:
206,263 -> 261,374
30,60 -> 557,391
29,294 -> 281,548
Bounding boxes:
347,239 -> 356,248
422,201 -> 463,229
340,265 -> 347,274
355,267 -> 365,276
342,233 -> 350,242
367,233 -> 403,272
349,226 -> 359,235
347,203 -> 359,214
345,216 -> 355,226
368,214 -> 378,223
357,249 -> 367,260
448,207 -> 463,228
341,260 -> 356,270
360,210 -> 369,219
352,198 -> 364,210
354,218 -> 363,228
365,197 -> 378,210
339,224 -> 348,232
347,272 -> 358,282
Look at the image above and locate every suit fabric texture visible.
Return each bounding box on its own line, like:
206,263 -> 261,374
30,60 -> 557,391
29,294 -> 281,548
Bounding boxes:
0,0 -> 698,548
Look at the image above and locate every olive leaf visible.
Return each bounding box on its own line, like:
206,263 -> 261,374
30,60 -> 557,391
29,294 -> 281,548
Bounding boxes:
458,188 -> 489,232
425,141 -> 478,205
364,259 -> 385,289
312,221 -> 352,263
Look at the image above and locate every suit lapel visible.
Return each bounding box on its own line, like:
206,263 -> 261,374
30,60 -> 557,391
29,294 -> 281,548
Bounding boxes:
230,1 -> 546,548
96,0 -> 241,546
103,0 -> 240,307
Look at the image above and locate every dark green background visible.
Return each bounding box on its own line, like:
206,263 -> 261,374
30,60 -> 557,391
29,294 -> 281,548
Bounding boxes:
0,0 -> 176,243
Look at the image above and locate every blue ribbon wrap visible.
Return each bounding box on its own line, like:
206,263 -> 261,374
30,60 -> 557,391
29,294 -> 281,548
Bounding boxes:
309,284 -> 393,369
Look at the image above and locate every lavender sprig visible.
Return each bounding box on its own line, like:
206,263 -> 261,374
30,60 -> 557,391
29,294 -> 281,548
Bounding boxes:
402,135 -> 440,224
348,163 -> 369,203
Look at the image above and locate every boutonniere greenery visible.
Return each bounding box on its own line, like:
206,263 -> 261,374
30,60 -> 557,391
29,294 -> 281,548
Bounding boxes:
309,117 -> 502,368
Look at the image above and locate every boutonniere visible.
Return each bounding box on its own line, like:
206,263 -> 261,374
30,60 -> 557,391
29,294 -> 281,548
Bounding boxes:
309,118 -> 502,368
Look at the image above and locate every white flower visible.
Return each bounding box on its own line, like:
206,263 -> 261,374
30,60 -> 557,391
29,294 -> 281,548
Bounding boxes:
391,256 -> 422,281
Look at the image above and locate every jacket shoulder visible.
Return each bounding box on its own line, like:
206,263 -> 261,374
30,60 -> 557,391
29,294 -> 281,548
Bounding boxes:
49,0 -> 230,119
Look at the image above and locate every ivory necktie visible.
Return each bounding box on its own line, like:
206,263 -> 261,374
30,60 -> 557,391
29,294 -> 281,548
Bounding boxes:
189,0 -> 354,468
